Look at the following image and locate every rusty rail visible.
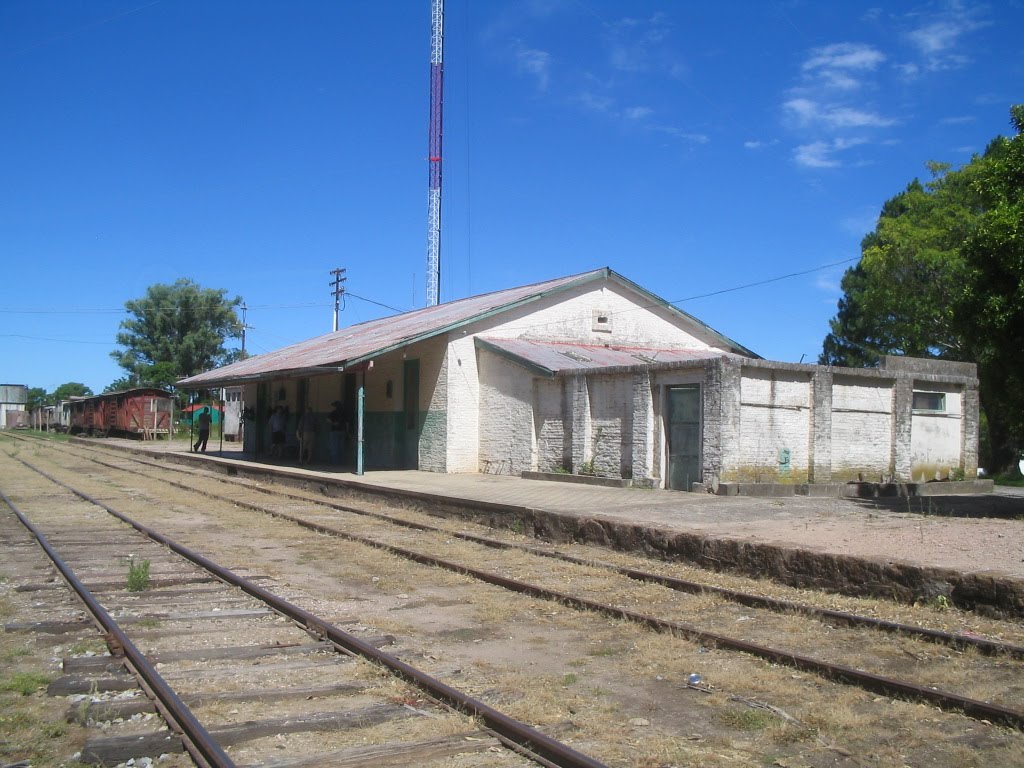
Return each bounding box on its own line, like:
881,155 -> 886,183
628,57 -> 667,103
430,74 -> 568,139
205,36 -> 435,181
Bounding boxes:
16,441 -> 1024,728
10,456 -> 607,768
0,488 -> 236,768
24,434 -> 1024,659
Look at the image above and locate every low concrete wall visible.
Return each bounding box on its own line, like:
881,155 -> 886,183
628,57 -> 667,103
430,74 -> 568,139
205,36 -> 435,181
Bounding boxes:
707,480 -> 994,498
521,470 -> 651,488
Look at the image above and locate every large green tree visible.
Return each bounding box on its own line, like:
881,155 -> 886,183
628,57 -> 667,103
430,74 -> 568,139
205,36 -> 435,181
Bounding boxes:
111,279 -> 244,389
822,106 -> 1023,471
958,105 -> 1024,461
52,382 -> 93,401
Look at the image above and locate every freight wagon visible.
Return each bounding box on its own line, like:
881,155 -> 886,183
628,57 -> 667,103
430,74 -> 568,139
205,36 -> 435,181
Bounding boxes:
68,388 -> 173,439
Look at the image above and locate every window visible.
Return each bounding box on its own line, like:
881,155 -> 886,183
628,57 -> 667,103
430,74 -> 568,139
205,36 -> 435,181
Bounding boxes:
912,391 -> 945,412
592,309 -> 612,333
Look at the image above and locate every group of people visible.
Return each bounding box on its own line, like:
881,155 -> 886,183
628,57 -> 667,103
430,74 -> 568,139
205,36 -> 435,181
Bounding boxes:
268,401 -> 351,465
189,401 -> 351,465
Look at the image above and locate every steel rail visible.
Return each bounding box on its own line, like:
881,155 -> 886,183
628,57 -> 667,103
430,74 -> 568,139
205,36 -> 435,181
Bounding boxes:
15,440 -> 1024,725
64,439 -> 1023,660
232,502 -> 1024,729
101,462 -> 1022,731
0,488 -> 236,768
10,456 -> 607,768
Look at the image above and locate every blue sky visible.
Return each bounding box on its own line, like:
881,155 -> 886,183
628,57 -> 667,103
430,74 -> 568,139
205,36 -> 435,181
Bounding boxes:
2,0 -> 1021,394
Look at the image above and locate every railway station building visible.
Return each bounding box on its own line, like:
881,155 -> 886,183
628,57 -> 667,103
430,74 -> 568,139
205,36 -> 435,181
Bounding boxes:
177,268 -> 979,491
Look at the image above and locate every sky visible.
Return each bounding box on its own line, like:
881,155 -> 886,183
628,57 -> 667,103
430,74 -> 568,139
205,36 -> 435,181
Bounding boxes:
2,0 -> 1022,395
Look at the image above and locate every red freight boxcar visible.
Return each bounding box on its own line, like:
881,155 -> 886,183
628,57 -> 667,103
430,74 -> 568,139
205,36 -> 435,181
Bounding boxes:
68,388 -> 173,439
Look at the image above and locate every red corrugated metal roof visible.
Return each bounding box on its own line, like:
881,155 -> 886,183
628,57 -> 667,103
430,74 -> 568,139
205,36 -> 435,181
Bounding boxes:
178,269 -> 612,387
178,267 -> 757,388
477,337 -> 728,376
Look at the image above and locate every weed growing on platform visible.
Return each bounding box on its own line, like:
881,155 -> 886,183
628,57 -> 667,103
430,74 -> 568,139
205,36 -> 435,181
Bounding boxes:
126,557 -> 151,592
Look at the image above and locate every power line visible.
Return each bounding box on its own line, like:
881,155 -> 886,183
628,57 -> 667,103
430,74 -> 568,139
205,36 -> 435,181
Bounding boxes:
672,257 -> 858,304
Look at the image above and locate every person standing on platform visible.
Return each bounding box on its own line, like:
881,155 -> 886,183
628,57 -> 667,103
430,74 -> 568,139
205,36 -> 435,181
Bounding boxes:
297,406 -> 317,465
193,406 -> 212,453
269,406 -> 286,459
327,401 -> 347,465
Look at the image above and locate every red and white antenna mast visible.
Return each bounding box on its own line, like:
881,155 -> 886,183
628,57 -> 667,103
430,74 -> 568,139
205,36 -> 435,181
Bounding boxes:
425,0 -> 444,306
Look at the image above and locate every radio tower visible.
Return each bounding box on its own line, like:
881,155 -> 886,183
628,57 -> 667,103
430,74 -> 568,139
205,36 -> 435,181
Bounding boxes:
425,0 -> 444,306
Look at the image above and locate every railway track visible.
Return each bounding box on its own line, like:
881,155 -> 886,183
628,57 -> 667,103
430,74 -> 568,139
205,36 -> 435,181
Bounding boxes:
4,434 -> 1024,767
1,447 -> 606,767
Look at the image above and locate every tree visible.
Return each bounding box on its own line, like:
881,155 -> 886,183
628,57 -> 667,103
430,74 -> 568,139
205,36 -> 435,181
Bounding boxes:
52,382 -> 93,401
820,169 -> 980,366
822,106 -> 1024,471
958,106 -> 1024,465
26,387 -> 48,411
111,279 -> 244,389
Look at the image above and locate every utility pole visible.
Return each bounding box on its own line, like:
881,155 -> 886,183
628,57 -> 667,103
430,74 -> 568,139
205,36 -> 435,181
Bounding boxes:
330,268 -> 347,331
240,303 -> 255,356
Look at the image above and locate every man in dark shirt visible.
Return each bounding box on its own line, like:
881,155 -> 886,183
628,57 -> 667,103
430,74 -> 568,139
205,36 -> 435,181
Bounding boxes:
194,406 -> 212,452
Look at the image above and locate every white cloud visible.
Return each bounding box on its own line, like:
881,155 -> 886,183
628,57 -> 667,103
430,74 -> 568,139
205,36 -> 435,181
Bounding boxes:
744,139 -> 778,150
512,40 -> 552,91
623,106 -> 653,120
826,107 -> 896,128
804,42 -> 886,73
651,125 -> 709,143
784,99 -> 894,130
895,61 -> 921,79
794,142 -> 840,168
794,138 -> 867,168
784,97 -> 819,124
802,42 -> 886,90
574,90 -> 614,113
605,12 -> 684,79
905,4 -> 989,71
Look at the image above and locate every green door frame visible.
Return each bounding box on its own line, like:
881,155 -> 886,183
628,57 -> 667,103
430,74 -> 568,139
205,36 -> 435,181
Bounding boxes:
402,359 -> 420,470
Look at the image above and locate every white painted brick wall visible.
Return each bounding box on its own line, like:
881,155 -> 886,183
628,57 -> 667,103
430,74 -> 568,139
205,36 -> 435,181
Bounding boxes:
419,339 -> 449,473
830,376 -> 893,479
737,370 -> 811,480
534,377 -> 566,472
587,375 -> 634,477
910,387 -> 962,480
444,334 -> 482,472
477,348 -> 535,474
734,370 -> 811,481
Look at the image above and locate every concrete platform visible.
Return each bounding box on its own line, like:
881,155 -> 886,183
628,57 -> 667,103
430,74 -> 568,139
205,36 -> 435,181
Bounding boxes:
85,437 -> 1024,616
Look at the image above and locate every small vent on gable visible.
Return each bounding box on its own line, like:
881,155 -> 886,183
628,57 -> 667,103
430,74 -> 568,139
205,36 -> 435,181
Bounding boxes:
592,309 -> 612,333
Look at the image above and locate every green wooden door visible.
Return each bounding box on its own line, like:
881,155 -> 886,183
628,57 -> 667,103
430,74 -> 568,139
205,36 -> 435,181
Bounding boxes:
667,385 -> 701,491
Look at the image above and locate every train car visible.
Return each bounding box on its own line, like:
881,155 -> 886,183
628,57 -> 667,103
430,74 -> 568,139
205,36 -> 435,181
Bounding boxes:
68,388 -> 173,439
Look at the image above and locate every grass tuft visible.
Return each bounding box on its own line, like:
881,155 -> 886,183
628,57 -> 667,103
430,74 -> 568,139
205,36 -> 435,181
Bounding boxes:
126,557 -> 151,592
1,672 -> 50,696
